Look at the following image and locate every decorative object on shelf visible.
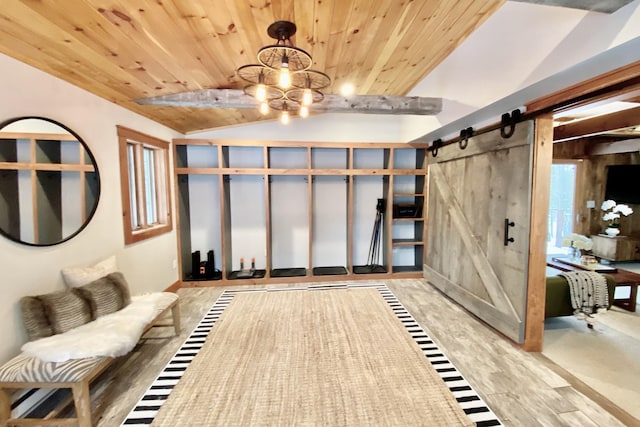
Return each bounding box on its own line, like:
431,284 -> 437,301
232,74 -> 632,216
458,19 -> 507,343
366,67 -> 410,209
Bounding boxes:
605,227 -> 621,237
601,199 -> 633,236
354,198 -> 386,274
392,203 -> 421,218
190,250 -> 221,280
235,256 -> 256,278
236,21 -> 331,124
561,233 -> 593,260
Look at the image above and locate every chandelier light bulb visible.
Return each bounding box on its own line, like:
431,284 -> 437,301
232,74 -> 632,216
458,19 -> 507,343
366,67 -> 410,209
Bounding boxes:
255,83 -> 267,102
280,110 -> 290,125
279,67 -> 291,89
279,54 -> 291,89
259,101 -> 269,115
299,105 -> 309,118
340,83 -> 355,96
302,88 -> 313,106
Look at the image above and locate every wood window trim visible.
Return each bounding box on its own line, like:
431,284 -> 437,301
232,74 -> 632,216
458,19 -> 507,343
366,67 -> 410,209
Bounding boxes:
117,125 -> 172,245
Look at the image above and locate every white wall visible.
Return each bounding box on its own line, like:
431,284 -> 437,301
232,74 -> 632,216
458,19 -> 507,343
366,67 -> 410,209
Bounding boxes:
188,112 -> 404,143
0,53 -> 183,363
401,0 -> 640,142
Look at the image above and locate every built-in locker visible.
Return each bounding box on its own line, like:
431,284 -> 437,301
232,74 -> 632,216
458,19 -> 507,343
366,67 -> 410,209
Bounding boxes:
224,146 -> 267,279
310,148 -> 349,276
175,144 -> 222,281
269,175 -> 309,277
351,147 -> 390,274
172,139 -> 428,285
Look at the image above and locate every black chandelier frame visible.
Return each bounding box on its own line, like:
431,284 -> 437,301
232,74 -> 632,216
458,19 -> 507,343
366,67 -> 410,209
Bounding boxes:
236,21 -> 331,113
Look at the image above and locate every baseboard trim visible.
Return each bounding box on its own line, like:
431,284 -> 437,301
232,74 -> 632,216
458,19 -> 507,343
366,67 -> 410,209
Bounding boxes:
164,280 -> 181,293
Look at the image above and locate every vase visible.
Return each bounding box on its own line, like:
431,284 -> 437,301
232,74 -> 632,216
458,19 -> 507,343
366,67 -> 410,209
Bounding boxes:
605,227 -> 620,237
571,247 -> 582,259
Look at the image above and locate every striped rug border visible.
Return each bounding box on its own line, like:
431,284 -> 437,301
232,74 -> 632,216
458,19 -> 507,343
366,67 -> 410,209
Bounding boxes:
121,283 -> 502,426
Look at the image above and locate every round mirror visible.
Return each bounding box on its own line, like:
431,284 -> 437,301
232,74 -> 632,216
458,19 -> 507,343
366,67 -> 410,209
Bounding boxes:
0,117 -> 100,246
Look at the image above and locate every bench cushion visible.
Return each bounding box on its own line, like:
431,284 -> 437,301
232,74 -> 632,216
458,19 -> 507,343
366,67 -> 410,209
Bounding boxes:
0,353 -> 110,383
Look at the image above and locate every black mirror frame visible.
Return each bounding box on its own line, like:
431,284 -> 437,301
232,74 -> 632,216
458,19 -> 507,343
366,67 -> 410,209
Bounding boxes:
0,116 -> 101,247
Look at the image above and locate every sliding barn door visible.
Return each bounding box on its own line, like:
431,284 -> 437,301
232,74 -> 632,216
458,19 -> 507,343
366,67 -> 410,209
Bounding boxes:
425,121 -> 534,343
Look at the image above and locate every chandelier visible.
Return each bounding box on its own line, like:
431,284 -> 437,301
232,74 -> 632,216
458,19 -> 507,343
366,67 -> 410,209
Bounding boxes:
237,21 -> 331,124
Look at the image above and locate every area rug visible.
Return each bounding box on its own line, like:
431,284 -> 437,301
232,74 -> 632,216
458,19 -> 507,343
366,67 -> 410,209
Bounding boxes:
121,283 -> 501,426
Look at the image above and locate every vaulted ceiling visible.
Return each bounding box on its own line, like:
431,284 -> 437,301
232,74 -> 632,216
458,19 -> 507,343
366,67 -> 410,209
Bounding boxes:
2,1 -> 636,135
0,0 -> 507,133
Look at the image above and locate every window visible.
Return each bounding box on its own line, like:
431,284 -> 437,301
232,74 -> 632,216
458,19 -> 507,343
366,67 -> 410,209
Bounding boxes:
117,126 -> 172,244
546,161 -> 581,256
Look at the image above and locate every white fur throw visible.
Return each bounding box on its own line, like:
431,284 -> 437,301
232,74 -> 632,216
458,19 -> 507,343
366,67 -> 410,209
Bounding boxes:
22,293 -> 173,363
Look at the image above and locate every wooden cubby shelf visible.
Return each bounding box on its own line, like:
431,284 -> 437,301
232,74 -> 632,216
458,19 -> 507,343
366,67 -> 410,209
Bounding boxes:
392,238 -> 424,246
173,140 -> 428,286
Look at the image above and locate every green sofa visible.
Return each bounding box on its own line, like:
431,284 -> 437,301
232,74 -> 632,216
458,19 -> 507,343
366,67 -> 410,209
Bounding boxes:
545,274 -> 616,318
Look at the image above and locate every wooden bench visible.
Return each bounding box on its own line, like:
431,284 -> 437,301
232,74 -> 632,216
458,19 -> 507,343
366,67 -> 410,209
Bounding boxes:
0,296 -> 180,427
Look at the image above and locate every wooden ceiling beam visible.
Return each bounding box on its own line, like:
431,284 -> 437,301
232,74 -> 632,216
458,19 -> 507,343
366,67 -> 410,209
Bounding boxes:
136,89 -> 443,115
553,105 -> 640,142
588,138 -> 640,155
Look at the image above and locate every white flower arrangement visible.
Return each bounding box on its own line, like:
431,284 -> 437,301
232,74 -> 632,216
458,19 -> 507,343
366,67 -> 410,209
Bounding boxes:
561,233 -> 593,251
601,199 -> 633,227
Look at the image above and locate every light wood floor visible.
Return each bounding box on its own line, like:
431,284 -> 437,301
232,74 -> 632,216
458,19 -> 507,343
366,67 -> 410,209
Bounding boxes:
85,279 -> 632,426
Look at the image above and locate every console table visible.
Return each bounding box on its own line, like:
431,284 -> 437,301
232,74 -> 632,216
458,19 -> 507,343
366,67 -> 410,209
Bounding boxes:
591,234 -> 640,261
550,257 -> 616,273
547,258 -> 639,312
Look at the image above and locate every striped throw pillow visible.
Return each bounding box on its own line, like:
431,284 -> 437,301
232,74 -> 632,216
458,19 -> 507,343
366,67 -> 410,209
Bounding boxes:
74,272 -> 131,319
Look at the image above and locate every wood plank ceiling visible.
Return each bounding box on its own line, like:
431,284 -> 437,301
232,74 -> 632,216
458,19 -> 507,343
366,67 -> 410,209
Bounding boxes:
0,0 -> 504,133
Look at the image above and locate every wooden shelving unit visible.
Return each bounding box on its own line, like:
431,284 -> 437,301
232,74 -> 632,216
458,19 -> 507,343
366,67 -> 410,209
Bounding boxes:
173,139 -> 428,286
0,132 -> 98,245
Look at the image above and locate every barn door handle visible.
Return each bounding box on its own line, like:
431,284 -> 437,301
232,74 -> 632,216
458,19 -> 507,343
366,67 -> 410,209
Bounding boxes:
504,219 -> 515,246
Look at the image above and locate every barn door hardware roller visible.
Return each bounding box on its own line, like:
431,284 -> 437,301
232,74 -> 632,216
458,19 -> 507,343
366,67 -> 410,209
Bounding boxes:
431,138 -> 442,158
459,127 -> 473,149
500,109 -> 522,139
504,218 -> 515,246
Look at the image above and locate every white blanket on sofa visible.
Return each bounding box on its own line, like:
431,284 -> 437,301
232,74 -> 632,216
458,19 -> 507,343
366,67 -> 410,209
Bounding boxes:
22,293 -> 170,363
560,271 -> 609,318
